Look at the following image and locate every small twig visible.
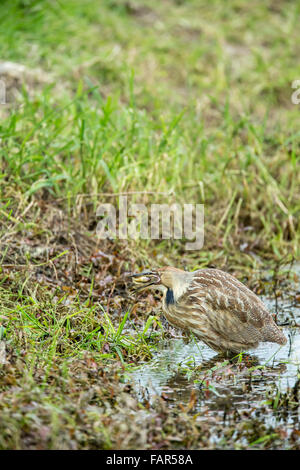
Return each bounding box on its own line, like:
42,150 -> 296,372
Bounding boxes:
106,282 -> 116,316
272,254 -> 293,323
56,191 -> 171,201
1,250 -> 69,271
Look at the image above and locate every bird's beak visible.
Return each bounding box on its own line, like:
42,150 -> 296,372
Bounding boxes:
131,270 -> 161,291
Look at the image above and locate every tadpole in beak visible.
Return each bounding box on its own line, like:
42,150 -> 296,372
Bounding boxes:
131,270 -> 161,291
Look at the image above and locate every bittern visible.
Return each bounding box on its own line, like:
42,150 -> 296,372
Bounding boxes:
131,267 -> 287,355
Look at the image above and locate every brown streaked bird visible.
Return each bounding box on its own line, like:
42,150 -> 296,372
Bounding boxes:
131,267 -> 287,356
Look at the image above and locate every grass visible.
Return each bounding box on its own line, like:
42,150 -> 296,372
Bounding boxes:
0,0 -> 299,449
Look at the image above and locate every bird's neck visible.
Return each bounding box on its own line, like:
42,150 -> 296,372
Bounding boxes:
166,270 -> 193,302
165,288 -> 175,306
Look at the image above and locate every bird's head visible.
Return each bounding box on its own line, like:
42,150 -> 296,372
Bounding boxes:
131,266 -> 189,293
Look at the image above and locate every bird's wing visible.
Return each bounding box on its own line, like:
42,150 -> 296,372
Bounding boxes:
177,269 -> 277,345
189,268 -> 272,327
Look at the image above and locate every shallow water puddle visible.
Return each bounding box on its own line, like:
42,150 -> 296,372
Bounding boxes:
129,275 -> 300,436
